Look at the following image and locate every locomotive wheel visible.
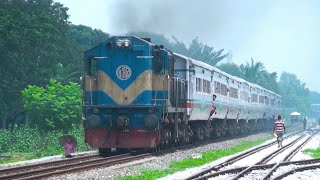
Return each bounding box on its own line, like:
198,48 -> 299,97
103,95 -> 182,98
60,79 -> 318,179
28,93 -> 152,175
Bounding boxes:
99,148 -> 111,157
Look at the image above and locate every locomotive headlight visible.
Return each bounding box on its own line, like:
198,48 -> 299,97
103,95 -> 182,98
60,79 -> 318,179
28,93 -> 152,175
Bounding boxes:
116,40 -> 123,47
123,40 -> 130,47
116,39 -> 131,48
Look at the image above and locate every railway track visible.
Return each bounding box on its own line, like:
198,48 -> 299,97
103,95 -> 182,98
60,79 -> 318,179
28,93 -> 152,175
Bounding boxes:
185,131 -> 303,180
0,153 -> 150,180
0,129 -> 306,179
187,130 -> 319,180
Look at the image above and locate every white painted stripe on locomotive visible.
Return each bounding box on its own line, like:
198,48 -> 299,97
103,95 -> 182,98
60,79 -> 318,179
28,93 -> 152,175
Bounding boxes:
136,56 -> 154,58
93,56 -> 108,59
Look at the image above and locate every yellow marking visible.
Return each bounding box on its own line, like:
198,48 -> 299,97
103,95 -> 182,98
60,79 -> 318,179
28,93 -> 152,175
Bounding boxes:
97,71 -> 123,104
90,70 -> 168,105
123,71 -> 152,104
84,70 -> 168,104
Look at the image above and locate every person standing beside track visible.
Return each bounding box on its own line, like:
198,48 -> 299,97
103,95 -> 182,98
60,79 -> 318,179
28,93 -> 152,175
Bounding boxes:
274,115 -> 285,148
303,117 -> 307,130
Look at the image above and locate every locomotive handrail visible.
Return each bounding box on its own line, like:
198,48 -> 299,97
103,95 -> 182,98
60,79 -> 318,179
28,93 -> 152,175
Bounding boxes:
87,75 -> 93,106
153,75 -> 165,105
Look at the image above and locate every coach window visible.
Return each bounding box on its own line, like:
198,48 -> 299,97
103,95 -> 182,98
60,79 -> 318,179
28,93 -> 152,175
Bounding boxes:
259,96 -> 265,104
251,94 -> 258,103
203,80 -> 211,94
229,87 -> 238,99
221,84 -> 227,96
270,99 -> 275,106
89,58 -> 98,76
265,96 -> 269,105
196,78 -> 202,92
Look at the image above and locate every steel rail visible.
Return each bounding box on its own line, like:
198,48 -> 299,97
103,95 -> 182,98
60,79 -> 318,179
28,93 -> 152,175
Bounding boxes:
0,153 -> 139,180
185,131 -> 302,180
261,130 -> 319,180
0,154 -> 99,176
231,133 -> 306,179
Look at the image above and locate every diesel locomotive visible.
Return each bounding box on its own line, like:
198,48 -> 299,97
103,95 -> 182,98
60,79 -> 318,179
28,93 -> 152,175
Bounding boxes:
82,36 -> 281,155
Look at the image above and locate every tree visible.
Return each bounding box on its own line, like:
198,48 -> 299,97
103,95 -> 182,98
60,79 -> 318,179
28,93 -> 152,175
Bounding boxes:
278,72 -> 310,119
310,91 -> 320,104
22,80 -> 81,133
68,24 -> 109,50
187,37 -> 228,66
55,25 -> 110,84
0,0 -> 70,127
239,58 -> 266,84
218,63 -> 242,78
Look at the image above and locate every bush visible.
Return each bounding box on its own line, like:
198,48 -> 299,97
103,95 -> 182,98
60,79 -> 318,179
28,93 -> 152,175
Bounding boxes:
0,125 -> 86,157
22,79 -> 82,132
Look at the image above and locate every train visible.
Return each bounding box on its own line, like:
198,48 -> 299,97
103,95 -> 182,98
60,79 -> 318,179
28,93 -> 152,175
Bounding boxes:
82,36 -> 281,155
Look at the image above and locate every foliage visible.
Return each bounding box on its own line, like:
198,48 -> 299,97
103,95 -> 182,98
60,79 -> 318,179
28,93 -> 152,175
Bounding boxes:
68,24 -> 109,50
278,72 -> 310,119
116,136 -> 272,180
0,124 -> 86,163
310,91 -> 320,104
128,32 -> 228,66
0,0 -> 70,127
187,37 -> 228,66
22,80 -> 81,132
59,24 -> 110,81
304,147 -> 320,158
218,62 -> 243,78
218,59 -> 279,93
0,0 -> 109,127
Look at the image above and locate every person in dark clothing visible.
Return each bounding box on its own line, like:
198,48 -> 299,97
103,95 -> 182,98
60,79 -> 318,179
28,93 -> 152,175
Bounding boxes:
303,118 -> 307,130
208,94 -> 217,121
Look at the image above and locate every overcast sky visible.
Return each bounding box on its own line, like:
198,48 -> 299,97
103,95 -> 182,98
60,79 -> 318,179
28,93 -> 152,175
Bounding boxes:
56,0 -> 320,92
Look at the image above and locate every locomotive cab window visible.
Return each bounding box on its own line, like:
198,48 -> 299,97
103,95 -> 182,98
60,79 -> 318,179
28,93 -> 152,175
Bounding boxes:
88,58 -> 98,76
153,55 -> 165,74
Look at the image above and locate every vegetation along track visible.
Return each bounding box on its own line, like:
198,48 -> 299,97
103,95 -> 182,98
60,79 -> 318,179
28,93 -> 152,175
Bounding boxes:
186,130 -> 315,180
0,153 -> 150,180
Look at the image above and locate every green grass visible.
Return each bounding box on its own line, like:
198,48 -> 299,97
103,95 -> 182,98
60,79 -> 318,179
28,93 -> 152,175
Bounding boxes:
304,147 -> 320,158
116,136 -> 272,180
0,153 -> 36,164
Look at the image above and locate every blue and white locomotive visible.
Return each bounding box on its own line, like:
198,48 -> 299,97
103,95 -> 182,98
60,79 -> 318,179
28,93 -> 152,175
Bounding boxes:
82,36 -> 281,155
